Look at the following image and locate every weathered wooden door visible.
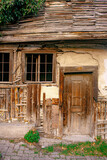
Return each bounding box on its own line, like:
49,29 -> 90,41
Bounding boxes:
63,73 -> 93,135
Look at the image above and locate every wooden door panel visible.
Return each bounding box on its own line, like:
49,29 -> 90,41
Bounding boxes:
71,81 -> 82,112
63,73 -> 92,135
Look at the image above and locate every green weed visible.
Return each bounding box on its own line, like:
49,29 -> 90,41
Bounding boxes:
34,151 -> 38,154
21,144 -> 27,147
99,141 -> 107,156
24,130 -> 40,143
46,137 -> 107,157
60,150 -> 69,155
9,140 -> 14,143
54,157 -> 60,159
43,146 -> 54,152
0,153 -> 2,158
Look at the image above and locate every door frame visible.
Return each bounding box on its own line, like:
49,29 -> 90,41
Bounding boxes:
59,66 -> 98,137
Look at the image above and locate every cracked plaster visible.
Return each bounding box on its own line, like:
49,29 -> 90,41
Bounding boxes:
57,48 -> 107,98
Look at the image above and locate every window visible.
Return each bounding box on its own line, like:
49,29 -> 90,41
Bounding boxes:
0,53 -> 10,81
26,54 -> 54,82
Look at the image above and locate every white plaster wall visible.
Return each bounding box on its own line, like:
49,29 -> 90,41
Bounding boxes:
41,85 -> 59,101
104,59 -> 107,86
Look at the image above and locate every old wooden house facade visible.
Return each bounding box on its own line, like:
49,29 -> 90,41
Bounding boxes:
0,0 -> 107,139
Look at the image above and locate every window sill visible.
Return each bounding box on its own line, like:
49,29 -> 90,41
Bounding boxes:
24,81 -> 57,86
0,82 -> 12,84
0,82 -> 13,88
25,81 -> 53,84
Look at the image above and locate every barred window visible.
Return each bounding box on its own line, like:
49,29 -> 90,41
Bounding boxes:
26,54 -> 54,82
0,53 -> 9,81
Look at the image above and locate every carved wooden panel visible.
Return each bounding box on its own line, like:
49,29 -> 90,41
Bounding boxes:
63,73 -> 93,135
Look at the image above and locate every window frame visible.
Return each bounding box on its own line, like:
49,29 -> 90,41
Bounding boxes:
0,50 -> 13,83
22,50 -> 56,83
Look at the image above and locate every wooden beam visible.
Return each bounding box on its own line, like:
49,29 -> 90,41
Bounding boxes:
32,84 -> 37,122
26,85 -> 32,121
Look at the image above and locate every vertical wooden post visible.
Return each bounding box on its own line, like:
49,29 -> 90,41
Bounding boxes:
13,50 -> 17,82
22,53 -> 25,83
43,93 -> 46,132
37,84 -> 41,126
58,68 -> 64,137
15,87 -> 18,118
32,84 -> 37,122
11,87 -> 15,119
93,100 -> 97,138
26,85 -> 32,121
95,101 -> 98,138
4,89 -> 6,120
104,101 -> 106,139
8,89 -> 11,120
20,87 -> 23,119
46,99 -> 52,135
58,107 -> 63,137
6,89 -> 8,120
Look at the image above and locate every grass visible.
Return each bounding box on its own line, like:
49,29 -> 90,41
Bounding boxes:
21,144 -> 27,147
42,137 -> 107,157
0,153 -> 2,159
33,148 -> 40,154
42,146 -> 54,153
34,151 -> 39,154
54,157 -> 60,159
9,140 -> 14,143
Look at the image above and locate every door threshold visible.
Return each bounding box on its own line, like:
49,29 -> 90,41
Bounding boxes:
62,135 -> 95,142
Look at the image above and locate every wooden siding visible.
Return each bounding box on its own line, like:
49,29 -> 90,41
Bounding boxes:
94,99 -> 107,139
43,94 -> 60,136
0,0 -> 107,43
0,84 -> 41,125
0,86 -> 27,122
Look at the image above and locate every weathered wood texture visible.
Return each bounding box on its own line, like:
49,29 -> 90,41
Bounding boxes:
42,96 -> 107,139
43,96 -> 60,136
0,84 -> 41,124
0,86 -> 27,121
26,84 -> 41,125
60,66 -> 98,101
94,99 -> 107,139
58,66 -> 98,138
0,88 -> 11,121
59,69 -> 64,137
0,0 -> 107,43
63,73 -> 93,135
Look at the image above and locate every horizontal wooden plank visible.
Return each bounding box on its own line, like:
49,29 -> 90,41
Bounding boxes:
16,104 -> 26,106
0,109 -> 8,112
0,32 -> 107,43
0,85 -> 27,88
97,127 -> 107,130
0,0 -> 107,42
97,120 -> 107,125
97,132 -> 107,135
